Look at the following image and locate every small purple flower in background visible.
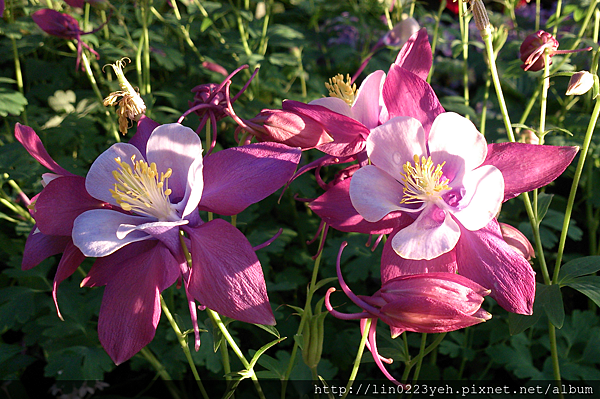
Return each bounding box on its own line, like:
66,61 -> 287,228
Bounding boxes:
325,242 -> 491,384
32,9 -> 104,70
0,0 -> 4,17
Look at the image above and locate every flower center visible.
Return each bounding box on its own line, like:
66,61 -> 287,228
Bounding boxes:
325,73 -> 356,106
400,155 -> 450,204
110,155 -> 178,221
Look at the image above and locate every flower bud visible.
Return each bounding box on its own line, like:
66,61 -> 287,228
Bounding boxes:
520,30 -> 559,71
189,83 -> 228,121
301,307 -> 327,369
363,272 -> 492,333
499,223 -> 535,260
245,109 -> 333,149
382,18 -> 420,48
566,71 -> 595,96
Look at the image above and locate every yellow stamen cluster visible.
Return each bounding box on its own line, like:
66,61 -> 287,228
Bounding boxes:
325,74 -> 357,106
110,155 -> 175,220
400,155 -> 450,204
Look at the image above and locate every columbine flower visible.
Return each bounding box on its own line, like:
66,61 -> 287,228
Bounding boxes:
15,123 -> 107,319
566,71 -> 595,96
350,112 -> 504,261
520,30 -> 592,72
103,58 -> 146,135
32,9 -> 103,70
325,242 -> 491,384
63,123 -> 299,364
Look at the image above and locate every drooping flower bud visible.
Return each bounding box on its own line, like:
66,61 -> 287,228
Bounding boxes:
566,71 -> 595,96
499,223 -> 535,261
381,17 -> 420,48
103,58 -> 146,135
244,108 -> 333,149
520,30 -> 559,72
301,303 -> 327,370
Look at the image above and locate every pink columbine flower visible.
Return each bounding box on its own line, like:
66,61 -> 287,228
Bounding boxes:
32,9 -> 103,70
325,242 -> 491,384
350,112 -> 504,261
39,122 -> 299,364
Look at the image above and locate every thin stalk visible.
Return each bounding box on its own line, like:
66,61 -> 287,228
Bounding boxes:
536,0 -> 541,31
595,9 -> 600,43
539,51 -> 551,144
553,97 -> 600,282
480,70 -> 491,135
281,227 -> 327,399
551,0 -> 563,36
206,309 -> 267,399
548,323 -> 563,399
138,347 -> 182,399
229,0 -> 252,56
141,0 -> 152,95
340,318 -> 372,399
101,10 -> 110,39
412,333 -> 427,383
258,0 -> 272,55
459,0 -> 470,118
69,42 -> 120,142
427,0 -> 446,84
160,295 -> 210,399
10,37 -> 28,125
481,29 -> 515,142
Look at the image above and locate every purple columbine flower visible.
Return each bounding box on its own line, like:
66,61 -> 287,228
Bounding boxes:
48,122 -> 299,364
32,9 -> 104,70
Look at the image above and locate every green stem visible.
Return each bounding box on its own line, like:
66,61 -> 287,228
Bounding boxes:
548,322 -> 563,399
160,295 -> 210,399
553,97 -> 600,283
258,0 -> 272,56
480,70 -> 491,135
340,318 -> 372,399
522,191 -> 552,284
539,51 -> 551,144
282,226 -> 327,398
551,0 -> 563,36
459,0 -> 470,118
10,37 -> 28,125
141,0 -> 152,95
230,0 -> 253,56
427,0 -> 446,84
206,309 -> 267,399
412,333 -> 427,383
481,29 -> 515,142
138,347 -> 182,399
536,0 -> 541,31
69,42 -> 120,142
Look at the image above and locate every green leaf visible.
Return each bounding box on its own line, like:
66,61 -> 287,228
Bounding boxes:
0,88 -> 28,117
253,323 -> 281,338
537,283 -> 565,329
536,193 -> 553,223
508,311 -> 540,335
558,256 -> 600,284
564,276 -> 600,307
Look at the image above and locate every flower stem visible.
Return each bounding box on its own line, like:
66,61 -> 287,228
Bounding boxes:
427,0 -> 446,84
551,0 -> 563,36
459,0 -> 470,118
160,295 -> 210,399
206,309 -> 267,399
481,28 -> 515,142
141,0 -> 152,95
553,97 -> 600,282
281,226 -> 327,398
68,42 -> 120,142
340,318 -> 371,399
138,347 -> 182,399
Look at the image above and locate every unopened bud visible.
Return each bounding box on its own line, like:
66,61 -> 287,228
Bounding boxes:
471,0 -> 491,34
566,71 -> 595,96
499,223 -> 535,261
